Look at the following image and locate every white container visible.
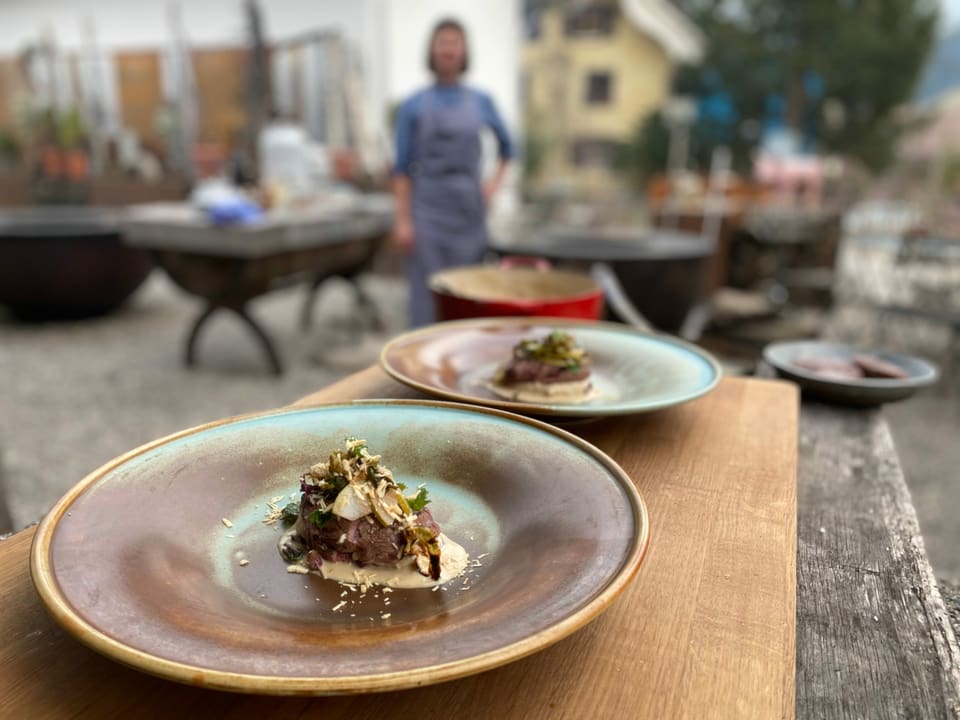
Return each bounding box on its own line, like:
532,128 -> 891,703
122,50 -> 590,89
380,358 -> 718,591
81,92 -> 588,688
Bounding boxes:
258,120 -> 311,199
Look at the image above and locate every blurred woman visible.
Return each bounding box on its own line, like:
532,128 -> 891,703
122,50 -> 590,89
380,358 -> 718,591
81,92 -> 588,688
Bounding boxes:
392,18 -> 513,326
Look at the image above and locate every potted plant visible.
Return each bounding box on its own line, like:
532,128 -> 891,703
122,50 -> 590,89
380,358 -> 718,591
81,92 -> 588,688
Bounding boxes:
0,129 -> 21,171
56,109 -> 90,182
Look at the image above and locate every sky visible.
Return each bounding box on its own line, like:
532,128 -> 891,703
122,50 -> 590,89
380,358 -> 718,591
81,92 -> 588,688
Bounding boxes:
944,0 -> 960,32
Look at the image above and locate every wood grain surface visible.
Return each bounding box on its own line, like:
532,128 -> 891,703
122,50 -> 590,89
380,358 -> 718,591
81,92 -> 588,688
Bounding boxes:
795,403 -> 960,719
1,369 -> 798,719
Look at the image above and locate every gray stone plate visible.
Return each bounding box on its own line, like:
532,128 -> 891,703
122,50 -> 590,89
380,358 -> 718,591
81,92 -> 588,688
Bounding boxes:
763,340 -> 939,406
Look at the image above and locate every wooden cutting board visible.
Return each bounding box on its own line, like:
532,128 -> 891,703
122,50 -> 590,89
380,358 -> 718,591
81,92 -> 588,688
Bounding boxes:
1,368 -> 797,719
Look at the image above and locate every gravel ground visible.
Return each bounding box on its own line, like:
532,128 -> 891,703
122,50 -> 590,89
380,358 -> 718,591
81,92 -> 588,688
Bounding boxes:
885,383 -> 960,581
825,303 -> 960,581
827,233 -> 960,581
0,271 -> 410,531
941,579 -> 960,635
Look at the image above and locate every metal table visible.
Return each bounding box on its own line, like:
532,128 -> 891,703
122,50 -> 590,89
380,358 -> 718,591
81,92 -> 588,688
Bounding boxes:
123,198 -> 393,374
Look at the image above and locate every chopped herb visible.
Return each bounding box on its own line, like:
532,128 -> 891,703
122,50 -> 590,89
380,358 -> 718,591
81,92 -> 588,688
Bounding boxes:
309,509 -> 334,528
281,502 -> 300,524
513,330 -> 588,369
406,525 -> 438,547
407,486 -> 430,512
347,441 -> 368,458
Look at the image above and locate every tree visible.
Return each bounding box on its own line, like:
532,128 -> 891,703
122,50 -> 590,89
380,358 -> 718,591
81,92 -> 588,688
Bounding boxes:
668,0 -> 939,171
614,111 -> 668,189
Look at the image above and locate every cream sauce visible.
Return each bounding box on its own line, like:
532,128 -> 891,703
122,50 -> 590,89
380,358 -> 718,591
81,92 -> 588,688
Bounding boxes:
487,378 -> 596,404
278,528 -> 470,588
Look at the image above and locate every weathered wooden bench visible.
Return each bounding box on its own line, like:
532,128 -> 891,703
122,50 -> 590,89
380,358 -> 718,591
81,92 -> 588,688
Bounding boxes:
753,356 -> 960,717
794,401 -> 960,717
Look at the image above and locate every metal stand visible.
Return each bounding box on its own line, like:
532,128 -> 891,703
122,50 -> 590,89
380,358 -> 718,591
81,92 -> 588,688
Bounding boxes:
185,303 -> 284,376
300,272 -> 385,333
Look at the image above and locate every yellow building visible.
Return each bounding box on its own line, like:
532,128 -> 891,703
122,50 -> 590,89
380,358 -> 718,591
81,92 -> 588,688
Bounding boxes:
523,0 -> 703,195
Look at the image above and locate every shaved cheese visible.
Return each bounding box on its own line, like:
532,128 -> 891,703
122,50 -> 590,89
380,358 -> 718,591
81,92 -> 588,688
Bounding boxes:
332,484 -> 372,521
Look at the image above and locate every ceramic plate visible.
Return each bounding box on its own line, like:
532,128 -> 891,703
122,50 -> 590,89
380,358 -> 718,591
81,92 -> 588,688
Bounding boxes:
380,318 -> 721,417
763,340 -> 939,406
30,401 -> 648,695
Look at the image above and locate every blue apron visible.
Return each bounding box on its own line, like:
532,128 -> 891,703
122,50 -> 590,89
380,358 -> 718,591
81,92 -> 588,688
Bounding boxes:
407,86 -> 487,326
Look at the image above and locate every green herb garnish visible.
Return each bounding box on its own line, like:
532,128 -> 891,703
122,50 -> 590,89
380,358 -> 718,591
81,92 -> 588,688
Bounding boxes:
281,502 -> 300,524
309,509 -> 334,528
328,474 -> 349,493
407,486 -> 430,512
514,330 -> 588,369
347,440 -> 368,459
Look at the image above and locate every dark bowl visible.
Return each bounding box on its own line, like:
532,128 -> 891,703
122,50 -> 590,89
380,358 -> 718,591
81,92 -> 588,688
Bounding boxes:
0,207 -> 153,321
489,228 -> 712,332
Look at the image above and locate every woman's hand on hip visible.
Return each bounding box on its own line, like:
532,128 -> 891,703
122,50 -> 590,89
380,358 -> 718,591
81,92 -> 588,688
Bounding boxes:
482,179 -> 499,208
392,217 -> 415,254
483,159 -> 510,208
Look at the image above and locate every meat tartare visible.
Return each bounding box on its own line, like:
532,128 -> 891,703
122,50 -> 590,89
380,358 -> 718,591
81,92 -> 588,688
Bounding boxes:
490,330 -> 596,404
792,354 -> 909,380
277,438 -> 468,587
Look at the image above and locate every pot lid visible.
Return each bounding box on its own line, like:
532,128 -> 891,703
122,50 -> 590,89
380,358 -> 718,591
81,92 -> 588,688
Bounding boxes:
490,227 -> 712,261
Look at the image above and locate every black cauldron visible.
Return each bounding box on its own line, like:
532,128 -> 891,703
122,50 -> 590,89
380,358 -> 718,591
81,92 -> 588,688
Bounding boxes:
0,207 -> 152,320
489,227 -> 713,333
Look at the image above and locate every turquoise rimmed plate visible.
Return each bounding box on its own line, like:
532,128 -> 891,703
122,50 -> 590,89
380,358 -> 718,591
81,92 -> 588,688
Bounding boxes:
31,400 -> 648,695
381,317 -> 721,417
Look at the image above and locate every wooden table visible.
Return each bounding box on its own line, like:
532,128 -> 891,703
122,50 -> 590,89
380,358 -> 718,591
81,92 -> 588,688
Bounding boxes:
123,199 -> 393,375
3,367 -> 959,718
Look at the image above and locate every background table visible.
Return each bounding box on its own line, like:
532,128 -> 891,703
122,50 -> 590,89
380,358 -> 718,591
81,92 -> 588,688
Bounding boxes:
123,198 -> 393,374
2,369 -> 798,718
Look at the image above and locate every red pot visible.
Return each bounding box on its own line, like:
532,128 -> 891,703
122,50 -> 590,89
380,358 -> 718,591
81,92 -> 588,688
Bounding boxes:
430,264 -> 604,321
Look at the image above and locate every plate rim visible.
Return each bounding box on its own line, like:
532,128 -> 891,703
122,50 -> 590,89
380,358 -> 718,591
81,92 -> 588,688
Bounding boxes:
30,399 -> 650,696
379,317 -> 722,416
762,340 -> 940,390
